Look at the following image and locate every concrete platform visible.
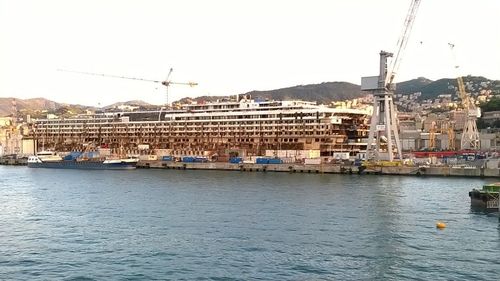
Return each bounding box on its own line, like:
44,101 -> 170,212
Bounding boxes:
137,161 -> 500,178
0,158 -> 27,166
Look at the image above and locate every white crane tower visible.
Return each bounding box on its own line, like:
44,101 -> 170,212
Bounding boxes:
361,0 -> 421,161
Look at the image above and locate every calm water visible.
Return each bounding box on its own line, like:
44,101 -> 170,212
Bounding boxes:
0,166 -> 498,280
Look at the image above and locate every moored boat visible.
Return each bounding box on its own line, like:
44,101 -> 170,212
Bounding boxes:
469,183 -> 500,210
27,151 -> 138,170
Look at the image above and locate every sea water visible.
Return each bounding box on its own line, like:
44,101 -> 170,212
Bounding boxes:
0,166 -> 498,280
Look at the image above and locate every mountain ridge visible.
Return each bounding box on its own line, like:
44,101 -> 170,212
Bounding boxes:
1,76 -> 499,117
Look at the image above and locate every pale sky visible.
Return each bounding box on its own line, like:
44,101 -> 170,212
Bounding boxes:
1,0 -> 499,106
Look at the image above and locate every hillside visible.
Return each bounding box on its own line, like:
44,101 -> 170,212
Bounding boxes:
0,97 -> 91,118
394,77 -> 433,95
395,76 -> 500,100
177,82 -> 363,104
103,100 -> 156,110
0,97 -> 60,117
2,76 -> 499,117
246,82 -> 362,104
182,77 -> 500,105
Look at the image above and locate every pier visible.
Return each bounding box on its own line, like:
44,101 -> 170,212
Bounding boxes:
2,154 -> 498,178
137,161 -> 500,178
0,156 -> 27,166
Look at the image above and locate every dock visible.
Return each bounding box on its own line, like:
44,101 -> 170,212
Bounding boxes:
1,156 -> 498,178
0,156 -> 27,166
137,161 -> 500,178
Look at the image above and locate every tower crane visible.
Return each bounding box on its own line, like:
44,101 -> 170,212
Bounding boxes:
362,0 -> 421,161
386,0 -> 421,88
447,121 -> 456,150
58,68 -> 198,106
429,121 -> 436,150
448,43 -> 480,150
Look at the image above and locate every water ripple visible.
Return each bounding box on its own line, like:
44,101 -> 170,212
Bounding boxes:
0,167 -> 498,280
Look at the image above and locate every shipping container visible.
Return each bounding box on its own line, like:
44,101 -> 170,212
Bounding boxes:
194,157 -> 208,163
63,151 -> 82,161
182,156 -> 195,163
267,158 -> 283,164
139,155 -> 158,161
280,157 -> 295,164
229,157 -> 242,164
256,158 -> 269,164
162,156 -> 173,161
304,158 -> 321,165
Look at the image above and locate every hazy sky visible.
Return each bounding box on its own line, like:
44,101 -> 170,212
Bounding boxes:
1,0 -> 499,106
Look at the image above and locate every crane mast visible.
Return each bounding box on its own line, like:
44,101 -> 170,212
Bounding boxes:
386,0 -> 421,87
458,76 -> 480,150
448,44 -> 480,150
362,0 -> 421,161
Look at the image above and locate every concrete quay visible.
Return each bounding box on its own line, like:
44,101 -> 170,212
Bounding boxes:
137,161 -> 500,178
0,157 -> 27,166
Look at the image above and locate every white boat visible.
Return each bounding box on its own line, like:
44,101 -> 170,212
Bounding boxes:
27,151 -> 63,164
28,151 -> 138,170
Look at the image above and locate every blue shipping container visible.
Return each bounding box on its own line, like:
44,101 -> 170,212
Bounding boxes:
256,158 -> 269,164
162,156 -> 173,161
268,158 -> 283,164
64,151 -> 83,161
182,157 -> 195,163
194,157 -> 208,163
229,157 -> 242,164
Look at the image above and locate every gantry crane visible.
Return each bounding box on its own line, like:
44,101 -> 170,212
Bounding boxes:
448,43 -> 480,150
58,68 -> 198,106
362,0 -> 421,161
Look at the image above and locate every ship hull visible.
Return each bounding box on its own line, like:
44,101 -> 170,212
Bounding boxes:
27,160 -> 137,170
469,189 -> 499,210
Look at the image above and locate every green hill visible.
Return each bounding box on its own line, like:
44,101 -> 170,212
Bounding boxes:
395,76 -> 500,100
3,76 -> 499,117
245,82 -> 363,104
177,82 -> 363,104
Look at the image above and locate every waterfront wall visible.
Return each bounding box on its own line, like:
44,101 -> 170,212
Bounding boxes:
2,157 -> 498,177
137,161 -> 500,178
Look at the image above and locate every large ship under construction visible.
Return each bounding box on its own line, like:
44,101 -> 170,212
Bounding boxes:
27,98 -> 369,160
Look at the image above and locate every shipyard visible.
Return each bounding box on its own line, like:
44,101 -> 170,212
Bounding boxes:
0,0 -> 499,215
1,0 -> 500,280
2,91 -> 500,179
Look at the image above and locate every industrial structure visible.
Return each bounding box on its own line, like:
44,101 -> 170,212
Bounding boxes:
26,99 -> 369,161
361,0 -> 421,161
448,44 -> 480,150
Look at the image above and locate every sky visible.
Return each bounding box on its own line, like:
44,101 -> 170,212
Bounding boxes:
0,0 -> 499,106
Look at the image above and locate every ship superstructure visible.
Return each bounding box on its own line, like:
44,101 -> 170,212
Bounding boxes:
28,99 -> 369,159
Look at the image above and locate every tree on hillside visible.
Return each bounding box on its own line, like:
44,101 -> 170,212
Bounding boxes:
480,97 -> 500,112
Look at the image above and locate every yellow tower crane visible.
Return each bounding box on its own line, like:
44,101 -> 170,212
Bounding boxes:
448,43 -> 480,150
429,121 -> 436,150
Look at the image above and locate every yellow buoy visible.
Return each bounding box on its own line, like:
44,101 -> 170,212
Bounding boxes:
436,221 -> 447,229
